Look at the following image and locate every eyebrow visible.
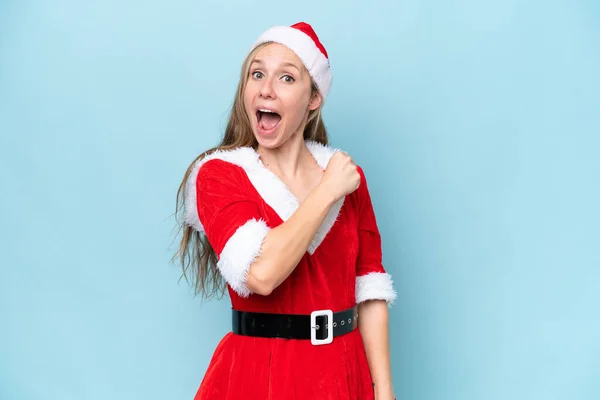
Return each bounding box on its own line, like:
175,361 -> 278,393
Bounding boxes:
251,59 -> 301,73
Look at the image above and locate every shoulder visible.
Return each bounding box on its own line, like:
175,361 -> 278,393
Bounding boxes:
305,140 -> 361,173
356,164 -> 367,181
185,146 -> 262,197
193,147 -> 259,184
305,140 -> 338,168
354,165 -> 370,203
184,146 -> 259,233
196,159 -> 245,187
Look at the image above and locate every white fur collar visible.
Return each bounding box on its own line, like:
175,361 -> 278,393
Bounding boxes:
184,140 -> 344,254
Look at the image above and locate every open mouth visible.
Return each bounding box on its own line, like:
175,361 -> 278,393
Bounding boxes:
256,109 -> 282,133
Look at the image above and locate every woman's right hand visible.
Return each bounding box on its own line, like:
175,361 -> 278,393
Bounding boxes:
320,151 -> 361,201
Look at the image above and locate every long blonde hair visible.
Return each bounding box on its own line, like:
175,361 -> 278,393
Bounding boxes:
172,42 -> 329,299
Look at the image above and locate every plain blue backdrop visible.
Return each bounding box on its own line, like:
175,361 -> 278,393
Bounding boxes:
1,0 -> 599,399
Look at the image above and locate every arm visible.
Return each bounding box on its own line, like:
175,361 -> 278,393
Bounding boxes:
354,167 -> 397,399
358,300 -> 395,399
247,151 -> 360,295
194,153 -> 360,298
245,184 -> 335,295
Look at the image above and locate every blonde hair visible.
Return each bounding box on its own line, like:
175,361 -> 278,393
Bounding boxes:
172,42 -> 329,299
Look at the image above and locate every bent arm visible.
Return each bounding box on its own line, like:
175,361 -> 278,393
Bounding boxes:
246,184 -> 335,295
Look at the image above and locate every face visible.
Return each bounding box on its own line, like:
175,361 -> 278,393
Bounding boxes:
243,43 -> 322,148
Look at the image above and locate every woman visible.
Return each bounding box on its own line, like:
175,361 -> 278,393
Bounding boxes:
175,22 -> 397,400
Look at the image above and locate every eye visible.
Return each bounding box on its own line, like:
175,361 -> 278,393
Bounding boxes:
252,71 -> 264,79
282,75 -> 295,83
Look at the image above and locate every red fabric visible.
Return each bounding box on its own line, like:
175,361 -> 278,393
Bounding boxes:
196,159 -> 266,255
291,21 -> 329,59
355,168 -> 387,277
193,160 -> 387,400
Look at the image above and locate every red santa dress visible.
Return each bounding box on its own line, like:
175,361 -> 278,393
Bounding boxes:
184,140 -> 397,400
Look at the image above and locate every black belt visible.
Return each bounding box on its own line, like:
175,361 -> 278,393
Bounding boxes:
232,307 -> 358,345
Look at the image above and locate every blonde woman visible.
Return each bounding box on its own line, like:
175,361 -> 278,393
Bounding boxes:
175,22 -> 397,400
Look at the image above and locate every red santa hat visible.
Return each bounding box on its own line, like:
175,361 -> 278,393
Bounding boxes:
251,22 -> 332,100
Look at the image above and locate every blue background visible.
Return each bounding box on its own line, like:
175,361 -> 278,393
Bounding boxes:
1,0 -> 599,399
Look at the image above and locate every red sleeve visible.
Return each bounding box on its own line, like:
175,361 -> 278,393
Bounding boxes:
355,166 -> 397,305
195,159 -> 270,297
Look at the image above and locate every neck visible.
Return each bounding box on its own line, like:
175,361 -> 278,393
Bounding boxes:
257,133 -> 312,178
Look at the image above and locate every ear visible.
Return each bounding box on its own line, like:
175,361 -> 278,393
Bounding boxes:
308,91 -> 322,111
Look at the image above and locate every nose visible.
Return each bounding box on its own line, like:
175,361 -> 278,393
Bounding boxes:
259,76 -> 276,99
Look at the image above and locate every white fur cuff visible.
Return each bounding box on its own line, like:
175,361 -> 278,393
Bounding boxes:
217,218 -> 270,298
355,272 -> 397,305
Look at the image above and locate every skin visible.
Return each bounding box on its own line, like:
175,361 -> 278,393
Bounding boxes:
359,300 -> 396,399
241,43 -> 395,400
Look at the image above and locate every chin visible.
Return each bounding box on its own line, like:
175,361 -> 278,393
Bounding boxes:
254,134 -> 283,150
254,129 -> 305,151
253,127 -> 288,149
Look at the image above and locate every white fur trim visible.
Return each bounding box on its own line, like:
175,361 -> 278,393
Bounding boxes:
356,272 -> 397,305
305,140 -> 339,168
217,218 -> 270,298
184,141 -> 343,255
252,26 -> 332,100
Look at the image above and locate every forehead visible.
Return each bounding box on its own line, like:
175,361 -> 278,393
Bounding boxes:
251,43 -> 304,69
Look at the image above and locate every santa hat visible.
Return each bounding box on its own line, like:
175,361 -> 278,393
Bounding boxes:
251,22 -> 332,100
